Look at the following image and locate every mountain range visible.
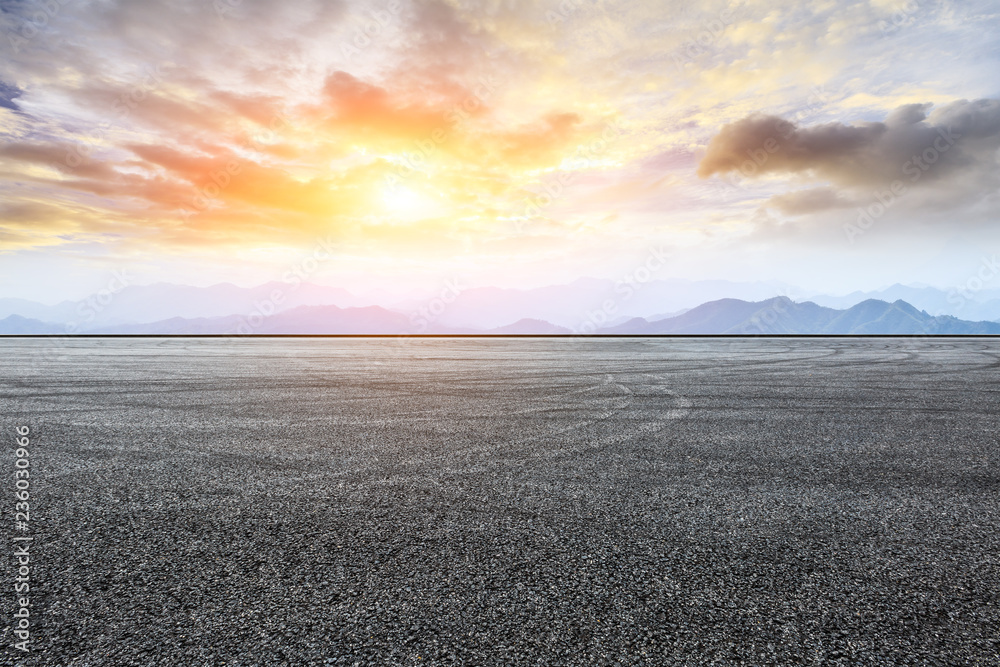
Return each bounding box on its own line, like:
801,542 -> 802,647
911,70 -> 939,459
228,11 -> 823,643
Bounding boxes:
2,293 -> 998,335
4,279 -> 1000,332
603,297 -> 1000,334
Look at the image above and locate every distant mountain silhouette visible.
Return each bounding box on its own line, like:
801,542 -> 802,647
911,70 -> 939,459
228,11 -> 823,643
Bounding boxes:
86,315 -> 247,334
600,297 -> 1000,334
0,315 -> 66,334
487,318 -> 572,334
419,278 -> 795,329
807,283 -> 1000,321
83,305 -> 413,335
2,296 -> 998,335
6,280 -> 1000,330
253,305 -> 412,334
0,282 -> 363,328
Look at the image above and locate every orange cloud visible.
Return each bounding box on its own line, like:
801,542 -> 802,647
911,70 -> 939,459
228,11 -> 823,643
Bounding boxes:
319,71 -> 460,144
495,112 -> 584,167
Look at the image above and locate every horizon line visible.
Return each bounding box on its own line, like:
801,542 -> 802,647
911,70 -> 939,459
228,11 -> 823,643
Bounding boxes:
1,334 -> 997,339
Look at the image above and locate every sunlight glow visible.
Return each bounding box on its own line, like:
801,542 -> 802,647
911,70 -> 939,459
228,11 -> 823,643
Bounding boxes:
379,183 -> 448,222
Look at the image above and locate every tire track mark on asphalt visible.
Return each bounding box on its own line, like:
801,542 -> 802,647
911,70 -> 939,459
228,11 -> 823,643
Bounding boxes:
512,372 -> 693,461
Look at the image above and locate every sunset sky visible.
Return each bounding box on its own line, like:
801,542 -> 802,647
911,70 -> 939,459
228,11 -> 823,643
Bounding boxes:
2,0 -> 1000,302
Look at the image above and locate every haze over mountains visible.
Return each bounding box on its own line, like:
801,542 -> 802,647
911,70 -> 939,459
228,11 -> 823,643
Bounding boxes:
1,280 -> 999,335
603,298 -> 1000,335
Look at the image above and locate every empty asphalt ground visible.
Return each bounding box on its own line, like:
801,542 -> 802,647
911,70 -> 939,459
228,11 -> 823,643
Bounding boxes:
1,337 -> 998,666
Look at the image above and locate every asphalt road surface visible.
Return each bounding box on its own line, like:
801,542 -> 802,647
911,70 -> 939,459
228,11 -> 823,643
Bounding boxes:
1,337 -> 998,665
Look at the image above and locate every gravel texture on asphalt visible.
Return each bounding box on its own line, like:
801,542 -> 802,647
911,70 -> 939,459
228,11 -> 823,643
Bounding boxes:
1,337 -> 998,666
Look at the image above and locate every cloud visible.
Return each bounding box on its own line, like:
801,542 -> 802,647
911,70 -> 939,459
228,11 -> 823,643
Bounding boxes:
210,90 -> 286,127
68,81 -> 228,135
767,187 -> 855,215
698,100 -> 1000,192
495,112 -> 584,165
3,0 -> 1000,297
0,141 -> 120,180
319,70 -> 458,143
401,0 -> 490,77
0,79 -> 21,111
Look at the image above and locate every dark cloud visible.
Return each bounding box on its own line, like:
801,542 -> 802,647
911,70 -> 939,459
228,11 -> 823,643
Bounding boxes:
0,79 -> 21,111
698,100 -> 1000,191
0,0 -> 38,17
768,187 -> 855,215
885,103 -> 933,127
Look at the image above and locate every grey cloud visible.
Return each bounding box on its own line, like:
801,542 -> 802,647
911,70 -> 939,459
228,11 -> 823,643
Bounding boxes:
0,141 -> 119,180
1,0 -> 350,91
885,103 -> 932,127
768,187 -> 855,215
0,79 -> 21,111
698,100 -> 1000,191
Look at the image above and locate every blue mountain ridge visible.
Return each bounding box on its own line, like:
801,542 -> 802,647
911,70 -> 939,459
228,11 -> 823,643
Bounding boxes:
1,297 -> 997,334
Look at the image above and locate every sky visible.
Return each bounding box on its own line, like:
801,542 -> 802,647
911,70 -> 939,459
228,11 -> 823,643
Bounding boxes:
1,0 -> 1000,303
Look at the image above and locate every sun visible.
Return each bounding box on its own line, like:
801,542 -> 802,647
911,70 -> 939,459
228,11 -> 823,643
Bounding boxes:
380,184 -> 425,213
378,183 -> 448,221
